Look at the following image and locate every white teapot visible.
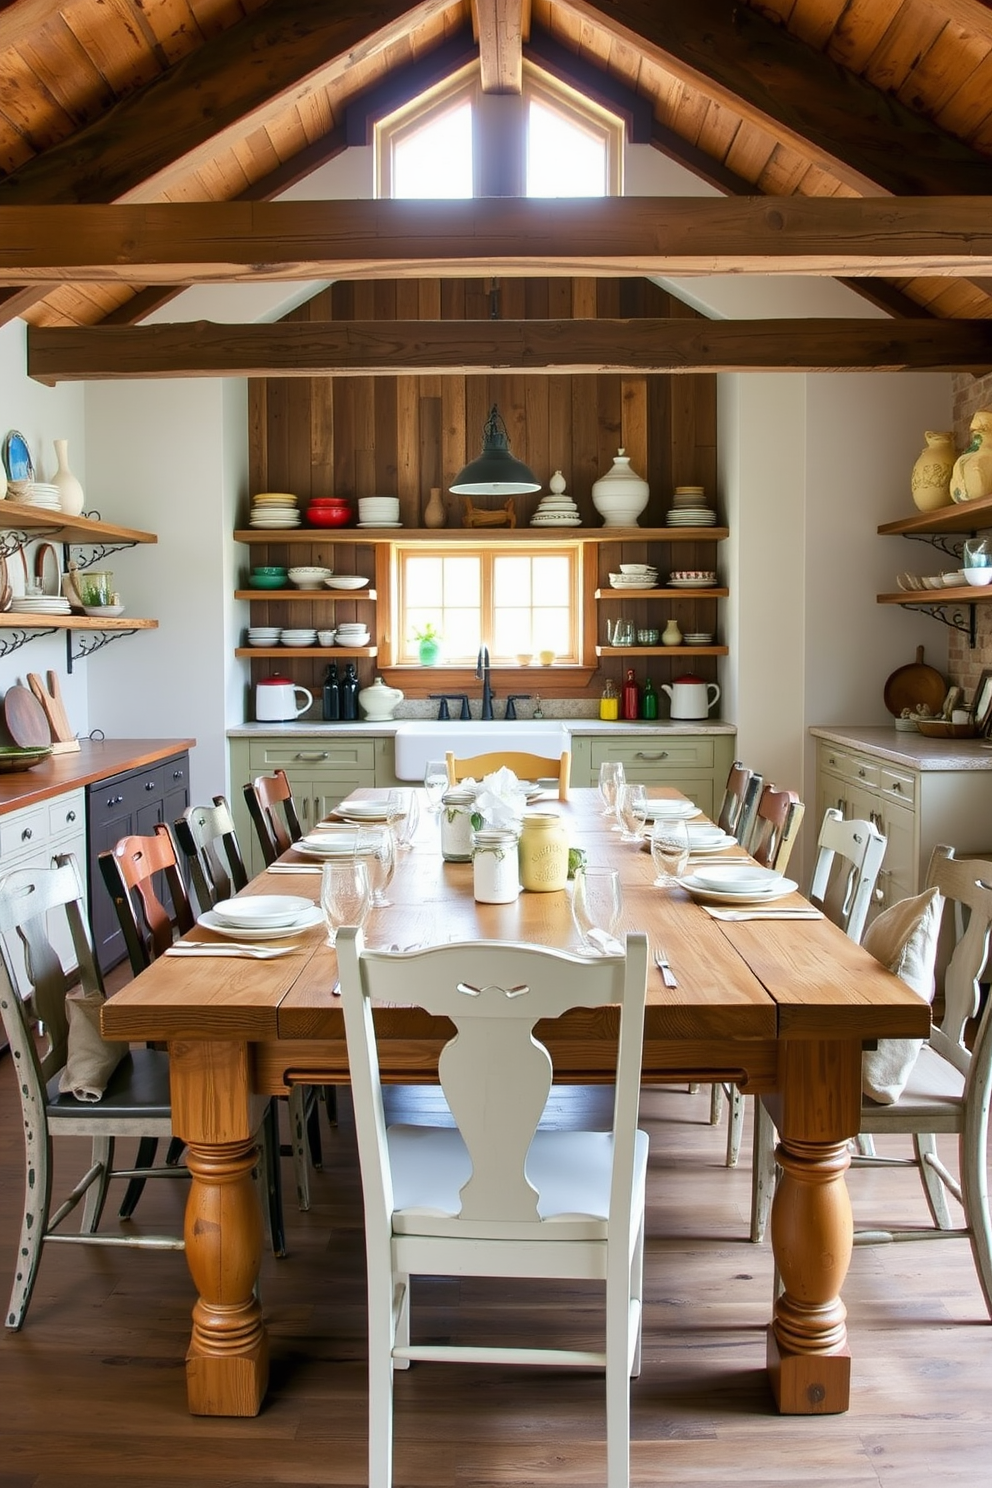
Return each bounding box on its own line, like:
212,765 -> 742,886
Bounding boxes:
661,674 -> 721,721
358,676 -> 404,721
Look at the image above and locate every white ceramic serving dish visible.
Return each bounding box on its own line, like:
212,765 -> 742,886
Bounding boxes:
213,895 -> 311,929
691,865 -> 783,892
199,906 -> 322,940
323,575 -> 370,589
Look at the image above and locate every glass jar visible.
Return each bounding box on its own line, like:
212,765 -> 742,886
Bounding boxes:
518,812 -> 569,892
472,828 -> 520,903
440,787 -> 477,861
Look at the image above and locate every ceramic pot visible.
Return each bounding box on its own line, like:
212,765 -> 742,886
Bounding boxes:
358,676 -> 404,721
662,619 -> 682,646
951,411 -> 992,503
52,438 -> 84,516
423,487 -> 446,528
910,431 -> 955,511
591,448 -> 649,527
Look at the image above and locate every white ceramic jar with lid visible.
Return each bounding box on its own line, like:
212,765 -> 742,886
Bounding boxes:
441,786 -> 478,861
357,676 -> 404,719
472,828 -> 520,902
591,448 -> 650,527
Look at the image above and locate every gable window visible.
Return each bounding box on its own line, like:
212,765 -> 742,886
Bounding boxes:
395,542 -> 580,664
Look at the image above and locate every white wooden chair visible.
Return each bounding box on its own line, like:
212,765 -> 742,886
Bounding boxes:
445,748 -> 571,800
748,809 -> 888,1239
336,927 -> 649,1488
0,854 -> 186,1329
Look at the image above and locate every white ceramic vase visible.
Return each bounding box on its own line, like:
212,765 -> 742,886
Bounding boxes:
52,438 -> 84,516
591,448 -> 649,526
358,676 -> 404,720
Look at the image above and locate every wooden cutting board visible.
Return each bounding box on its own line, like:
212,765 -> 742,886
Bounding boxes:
26,671 -> 80,752
3,683 -> 52,748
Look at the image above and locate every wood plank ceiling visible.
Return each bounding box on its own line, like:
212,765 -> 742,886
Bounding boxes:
2,0 -> 992,338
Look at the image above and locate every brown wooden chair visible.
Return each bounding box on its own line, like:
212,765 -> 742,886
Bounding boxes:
445,749 -> 571,801
747,784 -> 805,874
243,769 -> 304,865
716,760 -> 763,844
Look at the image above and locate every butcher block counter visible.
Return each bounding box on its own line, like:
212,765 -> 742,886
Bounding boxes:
0,738 -> 195,814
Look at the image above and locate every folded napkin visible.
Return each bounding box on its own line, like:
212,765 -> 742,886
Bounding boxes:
165,945 -> 291,959
702,906 -> 823,921
267,863 -> 322,874
58,988 -> 129,1103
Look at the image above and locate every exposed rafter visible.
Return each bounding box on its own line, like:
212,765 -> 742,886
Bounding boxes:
473,0 -> 527,92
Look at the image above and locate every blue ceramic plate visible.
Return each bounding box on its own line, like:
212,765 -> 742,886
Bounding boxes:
3,430 -> 33,482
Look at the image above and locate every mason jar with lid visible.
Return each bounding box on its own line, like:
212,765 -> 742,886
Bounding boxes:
518,812 -> 569,892
472,827 -> 520,903
440,786 -> 477,861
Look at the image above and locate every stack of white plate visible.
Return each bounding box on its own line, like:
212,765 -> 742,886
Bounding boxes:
250,492 -> 301,528
296,828 -> 362,858
330,799 -> 396,822
281,628 -> 317,646
681,864 -> 798,906
667,504 -> 716,526
17,593 -> 72,614
22,481 -> 61,509
335,622 -> 370,646
530,489 -> 581,526
609,564 -> 658,588
683,631 -> 714,645
247,627 -> 281,646
358,497 -> 401,528
685,823 -> 737,852
199,894 -> 321,938
643,799 -> 701,822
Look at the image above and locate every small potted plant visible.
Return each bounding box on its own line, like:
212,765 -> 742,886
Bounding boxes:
413,622 -> 441,666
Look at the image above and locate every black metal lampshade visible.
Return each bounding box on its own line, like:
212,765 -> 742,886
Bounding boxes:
449,405 -> 541,495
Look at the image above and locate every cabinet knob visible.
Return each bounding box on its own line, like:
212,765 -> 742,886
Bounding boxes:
891,781 -> 902,792
107,793 -> 124,806
858,768 -> 866,778
173,769 -> 184,780
21,827 -> 32,841
66,810 -> 76,822
634,751 -> 668,760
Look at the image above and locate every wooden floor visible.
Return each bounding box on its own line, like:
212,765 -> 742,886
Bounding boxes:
1,1059 -> 990,1488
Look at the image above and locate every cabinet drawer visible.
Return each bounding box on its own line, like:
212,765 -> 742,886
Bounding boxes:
879,765 -> 915,808
589,736 -> 715,771
48,789 -> 84,839
247,738 -> 377,774
0,804 -> 48,858
818,742 -> 853,779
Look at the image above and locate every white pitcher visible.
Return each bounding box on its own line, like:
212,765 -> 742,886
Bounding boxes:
661,675 -> 721,720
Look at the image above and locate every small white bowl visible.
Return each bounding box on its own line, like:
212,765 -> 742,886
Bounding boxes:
691,865 -> 782,892
213,895 -> 311,929
323,575 -> 369,590
82,604 -> 124,618
964,568 -> 992,586
287,567 -> 333,589
317,630 -> 336,646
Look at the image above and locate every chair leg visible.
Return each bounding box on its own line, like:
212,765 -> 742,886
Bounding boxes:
286,1088 -> 312,1212
82,1136 -> 113,1233
369,1272 -> 397,1488
393,1272 -> 411,1370
709,1083 -> 725,1125
605,1267 -> 633,1488
305,1088 -> 323,1169
6,1120 -> 51,1330
750,1098 -> 777,1243
961,1107 -> 992,1319
629,1216 -> 645,1379
259,1100 -> 287,1258
117,1135 -> 157,1219
322,1084 -> 338,1127
914,1132 -> 954,1229
725,1089 -> 744,1167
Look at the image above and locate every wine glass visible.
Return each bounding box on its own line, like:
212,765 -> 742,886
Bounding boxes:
394,790 -> 420,850
615,782 -> 648,842
320,858 -> 371,946
650,818 -> 691,887
356,824 -> 396,908
571,866 -> 624,955
598,761 -> 625,825
424,758 -> 449,816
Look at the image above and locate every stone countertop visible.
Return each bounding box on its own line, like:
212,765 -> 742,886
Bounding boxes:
811,724 -> 992,771
228,719 -> 738,739
0,738 -> 197,815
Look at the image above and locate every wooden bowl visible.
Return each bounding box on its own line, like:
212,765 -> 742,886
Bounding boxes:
915,720 -> 979,739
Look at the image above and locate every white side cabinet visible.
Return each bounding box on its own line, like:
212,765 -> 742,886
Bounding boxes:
0,788 -> 87,997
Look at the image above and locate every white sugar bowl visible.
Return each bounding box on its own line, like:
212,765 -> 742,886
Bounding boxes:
358,676 -> 404,721
591,448 -> 650,527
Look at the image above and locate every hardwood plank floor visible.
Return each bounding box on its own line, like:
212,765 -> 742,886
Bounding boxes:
0,1057 -> 989,1488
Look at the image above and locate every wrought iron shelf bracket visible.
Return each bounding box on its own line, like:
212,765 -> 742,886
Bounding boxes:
0,625 -> 56,657
899,600 -> 976,645
67,626 -> 140,672
901,531 -> 966,561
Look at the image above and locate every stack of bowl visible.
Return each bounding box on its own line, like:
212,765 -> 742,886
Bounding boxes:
281,627 -> 317,647
307,497 -> 352,528
249,565 -> 287,590
249,492 -> 301,528
247,626 -> 281,647
357,496 -> 401,528
335,621 -> 371,647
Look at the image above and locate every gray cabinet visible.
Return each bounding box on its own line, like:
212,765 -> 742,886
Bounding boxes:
568,731 -> 736,819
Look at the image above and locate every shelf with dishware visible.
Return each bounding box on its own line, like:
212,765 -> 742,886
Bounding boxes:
594,587 -> 728,600
235,589 -> 377,603
235,526 -> 730,544
877,500 -> 992,645
0,501 -> 157,554
235,645 -> 377,659
595,645 -> 728,657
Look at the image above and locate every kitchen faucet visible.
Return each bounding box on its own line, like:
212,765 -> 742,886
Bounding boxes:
477,645 -> 495,720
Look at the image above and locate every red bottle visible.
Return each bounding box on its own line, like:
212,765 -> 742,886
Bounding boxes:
622,667 -> 640,721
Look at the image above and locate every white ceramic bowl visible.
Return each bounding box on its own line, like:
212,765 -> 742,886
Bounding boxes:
691,865 -> 782,892
287,566 -> 333,588
323,575 -> 369,590
213,895 -> 311,929
317,630 -> 336,645
964,568 -> 992,586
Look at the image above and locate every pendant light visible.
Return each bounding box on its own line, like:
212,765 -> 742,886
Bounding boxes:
449,405 -> 541,495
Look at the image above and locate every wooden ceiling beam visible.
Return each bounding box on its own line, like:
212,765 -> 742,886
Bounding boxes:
5,198 -> 992,282
473,0 -> 527,93
575,0 -> 992,197
27,316 -> 992,383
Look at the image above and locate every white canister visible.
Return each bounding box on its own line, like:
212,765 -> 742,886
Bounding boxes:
472,828 -> 521,903
440,787 -> 477,861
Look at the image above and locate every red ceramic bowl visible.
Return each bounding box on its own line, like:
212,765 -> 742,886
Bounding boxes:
306,504 -> 351,527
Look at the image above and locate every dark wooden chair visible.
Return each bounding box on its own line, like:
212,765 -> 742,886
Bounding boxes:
716,760 -> 763,845
747,784 -> 805,874
243,770 -> 304,865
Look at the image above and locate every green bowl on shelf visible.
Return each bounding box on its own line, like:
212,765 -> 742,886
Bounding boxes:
249,574 -> 286,589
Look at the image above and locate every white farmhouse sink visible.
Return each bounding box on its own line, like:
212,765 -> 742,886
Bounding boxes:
393,720 -> 568,781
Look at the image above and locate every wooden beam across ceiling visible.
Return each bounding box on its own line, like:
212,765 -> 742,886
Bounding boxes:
5,199 -> 992,283
473,0 -> 527,92
27,317 -> 992,383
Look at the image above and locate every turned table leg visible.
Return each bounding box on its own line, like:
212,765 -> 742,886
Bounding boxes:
169,1040 -> 270,1416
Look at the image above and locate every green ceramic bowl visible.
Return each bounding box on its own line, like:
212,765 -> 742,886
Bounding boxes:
249,574 -> 286,589
252,566 -> 288,576
0,745 -> 53,773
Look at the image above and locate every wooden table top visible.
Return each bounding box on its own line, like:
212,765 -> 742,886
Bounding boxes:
102,788 -> 930,1051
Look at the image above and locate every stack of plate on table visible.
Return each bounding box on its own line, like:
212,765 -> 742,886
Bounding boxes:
21,481 -> 61,509
250,492 -> 301,528
247,627 -> 281,646
294,828 -> 363,859
609,563 -> 658,589
685,822 -> 738,854
642,798 -> 702,822
17,593 -> 72,615
199,894 -> 321,939
329,798 -> 397,823
335,622 -> 370,646
530,490 -> 582,526
280,628 -> 317,646
666,485 -> 716,527
324,574 -> 369,590
358,496 -> 401,528
681,864 -> 798,906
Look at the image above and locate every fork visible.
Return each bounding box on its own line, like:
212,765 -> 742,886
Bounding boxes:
654,947 -> 678,988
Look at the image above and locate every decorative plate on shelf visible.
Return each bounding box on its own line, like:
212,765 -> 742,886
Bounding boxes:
3,430 -> 34,482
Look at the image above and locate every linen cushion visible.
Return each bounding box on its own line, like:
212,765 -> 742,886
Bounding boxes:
58,988 -> 129,1102
861,886 -> 942,1105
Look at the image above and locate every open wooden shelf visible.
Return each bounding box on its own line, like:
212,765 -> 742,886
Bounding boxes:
235,646 -> 377,659
877,587 -> 992,605
0,613 -> 157,631
595,644 -> 728,657
594,587 -> 728,599
234,589 -> 376,601
878,495 -> 992,538
0,502 -> 156,546
235,526 -> 729,544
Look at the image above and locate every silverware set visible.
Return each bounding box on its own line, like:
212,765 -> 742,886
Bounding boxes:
166,943 -> 296,959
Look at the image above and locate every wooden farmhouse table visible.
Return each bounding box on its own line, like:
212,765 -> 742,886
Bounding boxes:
102,787 -> 930,1420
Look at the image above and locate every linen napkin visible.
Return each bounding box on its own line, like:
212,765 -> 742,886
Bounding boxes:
58,988 -> 129,1102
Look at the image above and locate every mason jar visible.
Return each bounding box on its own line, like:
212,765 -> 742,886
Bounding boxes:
517,812 -> 569,892
472,827 -> 520,903
440,786 -> 477,861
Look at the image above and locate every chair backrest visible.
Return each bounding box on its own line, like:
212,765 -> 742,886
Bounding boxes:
445,749 -> 571,801
174,795 -> 248,914
717,760 -> 763,843
0,853 -> 103,1099
98,824 -> 194,973
926,845 -> 992,1079
336,928 -> 647,1238
808,807 -> 887,942
749,784 -> 805,873
243,769 -> 304,865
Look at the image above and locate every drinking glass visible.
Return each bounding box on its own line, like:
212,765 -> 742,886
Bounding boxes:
650,818 -> 691,886
571,866 -> 624,955
320,858 -> 371,946
424,758 -> 449,816
616,782 -> 648,842
356,824 -> 396,907
394,790 -> 420,850
598,760 -> 625,822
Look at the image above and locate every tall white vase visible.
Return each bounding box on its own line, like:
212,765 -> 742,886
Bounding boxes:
52,438 -> 84,516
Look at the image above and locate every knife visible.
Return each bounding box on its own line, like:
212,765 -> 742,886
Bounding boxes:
166,944 -> 295,958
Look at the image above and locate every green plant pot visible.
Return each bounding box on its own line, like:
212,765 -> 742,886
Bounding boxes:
419,639 -> 441,666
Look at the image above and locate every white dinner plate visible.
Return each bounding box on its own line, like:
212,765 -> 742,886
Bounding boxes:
682,876 -> 799,906
643,801 -> 701,821
198,906 -> 322,940
212,894 -> 311,929
691,865 -> 783,892
686,826 -> 737,850
330,802 -> 396,821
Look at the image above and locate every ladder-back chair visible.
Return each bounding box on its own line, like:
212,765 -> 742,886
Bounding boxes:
445,749 -> 571,801
243,769 -> 304,866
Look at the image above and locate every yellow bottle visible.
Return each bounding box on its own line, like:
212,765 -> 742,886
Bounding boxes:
600,679 -> 619,721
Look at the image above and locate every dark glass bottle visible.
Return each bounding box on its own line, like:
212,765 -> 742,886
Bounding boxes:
340,663 -> 359,721
622,667 -> 639,721
322,663 -> 340,721
641,676 -> 658,720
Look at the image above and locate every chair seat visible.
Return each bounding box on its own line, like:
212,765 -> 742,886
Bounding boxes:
389,1124 -> 649,1241
861,1044 -> 964,1129
46,1048 -> 173,1121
